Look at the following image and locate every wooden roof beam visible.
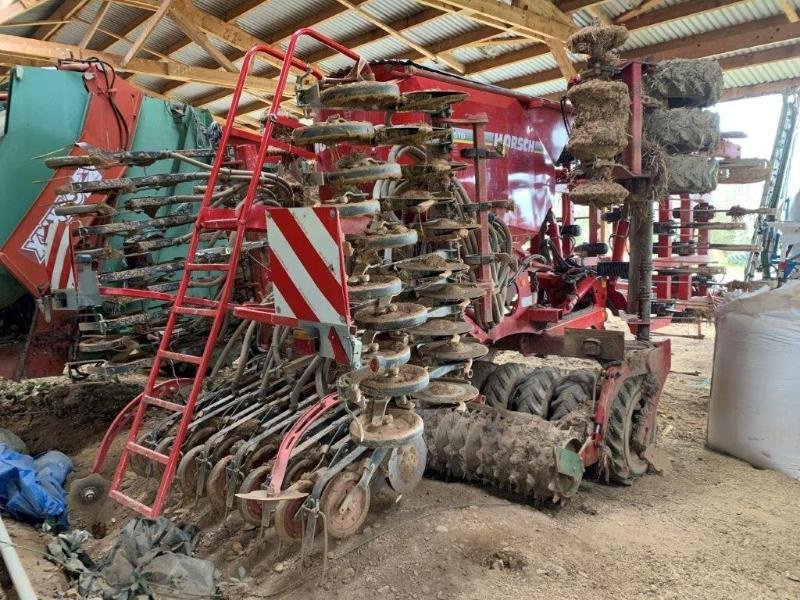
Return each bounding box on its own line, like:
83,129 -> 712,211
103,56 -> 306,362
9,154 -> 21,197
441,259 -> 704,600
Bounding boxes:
414,0 -> 575,42
79,1 -> 111,49
334,0 -> 465,72
121,0 -> 173,67
498,17 -> 800,90
778,0 -> 799,23
465,0 -> 749,76
33,0 -> 90,40
0,33 -> 280,92
721,77 -> 800,101
168,4 -> 238,72
158,2 -> 452,97
0,1 -> 48,26
615,0 -> 665,24
109,0 -> 287,70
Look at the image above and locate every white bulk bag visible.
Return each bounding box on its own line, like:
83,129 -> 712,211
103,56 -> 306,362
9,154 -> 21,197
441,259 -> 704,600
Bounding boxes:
707,281 -> 800,479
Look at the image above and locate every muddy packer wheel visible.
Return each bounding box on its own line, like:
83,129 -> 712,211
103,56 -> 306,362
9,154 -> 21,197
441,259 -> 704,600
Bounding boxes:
320,471 -> 371,539
483,363 -> 535,409
513,367 -> 562,418
274,481 -> 315,543
177,445 -> 205,498
206,455 -> 234,513
549,370 -> 597,420
606,376 -> 654,485
273,458 -> 319,542
237,464 -> 272,525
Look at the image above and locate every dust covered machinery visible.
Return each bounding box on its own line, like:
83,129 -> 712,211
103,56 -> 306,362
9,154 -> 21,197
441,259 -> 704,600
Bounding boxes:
68,27 -> 676,548
0,60 -> 261,379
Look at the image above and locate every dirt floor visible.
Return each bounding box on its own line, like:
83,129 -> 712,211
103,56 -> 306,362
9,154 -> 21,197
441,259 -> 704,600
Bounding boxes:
3,319 -> 800,600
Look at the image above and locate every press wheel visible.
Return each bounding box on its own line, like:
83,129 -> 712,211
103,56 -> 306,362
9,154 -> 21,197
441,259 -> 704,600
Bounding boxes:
354,302 -> 428,331
360,364 -> 430,397
206,455 -> 234,513
320,471 -> 371,539
386,435 -> 427,493
237,464 -> 272,526
350,409 -> 424,448
272,456 -> 320,542
177,445 -> 206,498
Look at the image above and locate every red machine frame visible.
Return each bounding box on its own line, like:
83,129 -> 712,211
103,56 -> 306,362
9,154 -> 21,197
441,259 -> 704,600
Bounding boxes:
86,40 -> 669,518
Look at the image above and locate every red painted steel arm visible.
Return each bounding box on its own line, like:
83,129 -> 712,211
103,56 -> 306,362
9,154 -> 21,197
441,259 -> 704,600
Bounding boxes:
267,393 -> 340,494
91,379 -> 193,473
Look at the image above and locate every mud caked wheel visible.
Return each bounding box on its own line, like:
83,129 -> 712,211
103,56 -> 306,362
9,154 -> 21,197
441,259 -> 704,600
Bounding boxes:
482,363 -> 535,409
273,458 -> 319,542
606,376 -> 654,485
320,471 -> 371,539
177,445 -> 205,498
274,481 -> 314,543
513,367 -> 562,418
206,455 -> 234,513
549,370 -> 597,420
237,464 -> 272,526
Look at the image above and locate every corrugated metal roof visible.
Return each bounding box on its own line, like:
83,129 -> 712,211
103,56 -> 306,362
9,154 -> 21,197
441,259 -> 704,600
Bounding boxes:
724,57 -> 800,87
0,0 -> 60,38
3,0 -> 798,111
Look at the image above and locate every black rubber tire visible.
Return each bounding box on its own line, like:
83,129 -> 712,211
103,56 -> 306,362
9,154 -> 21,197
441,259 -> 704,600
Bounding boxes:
549,370 -> 597,420
483,363 -> 535,410
512,367 -> 561,418
469,360 -> 497,393
606,376 -> 653,485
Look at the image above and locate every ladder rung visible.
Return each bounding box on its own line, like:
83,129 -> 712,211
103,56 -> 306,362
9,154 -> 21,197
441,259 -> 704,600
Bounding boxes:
143,394 -> 185,413
174,306 -> 218,318
126,441 -> 169,464
186,262 -> 230,271
109,489 -> 156,518
158,349 -> 203,365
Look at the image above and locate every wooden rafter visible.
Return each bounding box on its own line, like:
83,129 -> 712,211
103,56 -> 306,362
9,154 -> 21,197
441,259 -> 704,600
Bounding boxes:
465,0 -> 749,76
223,0 -> 275,22
461,35 -> 532,48
0,1 -> 48,26
548,43 -> 577,79
158,0 -> 590,103
334,0 -> 465,72
414,0 -> 575,41
121,0 -> 173,67
778,0 -> 799,23
0,33 -> 280,92
160,0 -> 596,117
108,0 -> 292,71
79,1 -> 111,50
721,77 -> 800,101
33,0 -> 90,40
167,4 -> 237,72
497,16 -> 800,90
584,5 -> 611,25
0,19 -> 69,28
718,41 -> 800,72
74,19 -> 172,60
615,0 -> 664,24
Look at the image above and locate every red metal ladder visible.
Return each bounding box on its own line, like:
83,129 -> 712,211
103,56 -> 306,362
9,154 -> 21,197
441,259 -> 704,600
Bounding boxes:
107,32 -> 368,518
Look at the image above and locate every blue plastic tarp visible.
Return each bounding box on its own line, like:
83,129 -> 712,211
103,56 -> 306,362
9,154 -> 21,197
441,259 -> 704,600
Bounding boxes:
0,443 -> 72,529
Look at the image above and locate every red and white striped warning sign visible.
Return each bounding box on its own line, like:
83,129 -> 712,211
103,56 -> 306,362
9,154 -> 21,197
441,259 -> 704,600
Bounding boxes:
267,207 -> 350,326
44,220 -> 75,292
